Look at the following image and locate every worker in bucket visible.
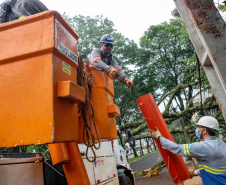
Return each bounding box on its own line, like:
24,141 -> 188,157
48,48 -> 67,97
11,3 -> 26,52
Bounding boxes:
88,34 -> 134,90
0,0 -> 48,24
149,116 -> 226,185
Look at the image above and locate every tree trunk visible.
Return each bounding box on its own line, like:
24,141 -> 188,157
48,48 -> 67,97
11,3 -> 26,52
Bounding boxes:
132,146 -> 138,157
179,117 -> 190,143
150,138 -> 156,151
147,139 -> 150,153
139,139 -> 143,156
176,93 -> 185,111
145,138 -> 150,153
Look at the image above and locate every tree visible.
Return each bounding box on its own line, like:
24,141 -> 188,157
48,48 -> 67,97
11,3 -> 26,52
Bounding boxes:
120,18 -> 225,146
118,19 -> 197,130
138,19 -> 195,102
65,14 -> 115,55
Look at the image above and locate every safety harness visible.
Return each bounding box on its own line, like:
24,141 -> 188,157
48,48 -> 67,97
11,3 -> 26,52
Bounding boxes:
0,0 -> 17,23
101,51 -> 112,65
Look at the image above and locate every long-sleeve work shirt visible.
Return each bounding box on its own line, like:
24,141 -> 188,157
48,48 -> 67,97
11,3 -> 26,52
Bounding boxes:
160,136 -> 226,185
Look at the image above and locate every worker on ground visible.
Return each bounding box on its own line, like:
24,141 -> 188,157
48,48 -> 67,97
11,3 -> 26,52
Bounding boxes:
0,0 -> 48,24
88,34 -> 134,90
149,116 -> 226,185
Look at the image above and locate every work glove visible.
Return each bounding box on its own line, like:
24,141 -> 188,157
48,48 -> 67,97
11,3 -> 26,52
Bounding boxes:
149,127 -> 162,140
189,169 -> 199,178
125,79 -> 134,90
107,66 -> 119,79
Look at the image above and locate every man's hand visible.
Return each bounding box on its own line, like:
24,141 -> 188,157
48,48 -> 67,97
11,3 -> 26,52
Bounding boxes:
108,67 -> 119,79
149,127 -> 162,140
125,79 -> 134,90
189,170 -> 194,178
189,170 -> 199,178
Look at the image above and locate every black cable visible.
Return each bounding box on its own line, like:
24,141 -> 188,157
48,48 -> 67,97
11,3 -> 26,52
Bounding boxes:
196,54 -> 204,116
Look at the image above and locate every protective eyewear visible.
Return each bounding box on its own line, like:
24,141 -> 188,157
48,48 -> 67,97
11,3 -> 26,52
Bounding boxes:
104,43 -> 113,48
197,126 -> 204,129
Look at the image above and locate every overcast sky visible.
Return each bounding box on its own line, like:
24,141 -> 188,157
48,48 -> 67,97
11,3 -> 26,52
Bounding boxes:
43,0 -> 176,43
42,0 -> 224,43
1,0 -> 223,43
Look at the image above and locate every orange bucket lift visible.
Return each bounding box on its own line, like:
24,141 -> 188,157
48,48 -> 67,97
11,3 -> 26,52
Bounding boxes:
78,66 -> 121,143
0,11 -> 90,185
0,11 -> 85,147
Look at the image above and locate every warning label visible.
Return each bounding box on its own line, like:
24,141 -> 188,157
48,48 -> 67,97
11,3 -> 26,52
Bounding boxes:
63,61 -> 71,75
96,159 -> 104,166
107,93 -> 111,101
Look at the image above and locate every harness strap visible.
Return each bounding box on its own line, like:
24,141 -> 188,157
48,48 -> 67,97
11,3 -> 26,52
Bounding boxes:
3,2 -> 11,23
0,0 -> 17,23
9,0 -> 17,7
101,51 -> 112,66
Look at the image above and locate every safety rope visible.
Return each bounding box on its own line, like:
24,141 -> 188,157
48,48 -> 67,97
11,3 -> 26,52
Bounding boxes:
77,56 -> 100,162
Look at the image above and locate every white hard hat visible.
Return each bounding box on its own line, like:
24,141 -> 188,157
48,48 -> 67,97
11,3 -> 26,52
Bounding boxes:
196,116 -> 219,131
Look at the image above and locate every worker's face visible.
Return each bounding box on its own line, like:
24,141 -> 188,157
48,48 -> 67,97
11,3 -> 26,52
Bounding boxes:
196,126 -> 207,140
198,126 -> 203,134
101,43 -> 113,54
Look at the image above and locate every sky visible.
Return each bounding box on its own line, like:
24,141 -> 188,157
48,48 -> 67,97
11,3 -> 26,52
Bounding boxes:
43,0 -> 176,44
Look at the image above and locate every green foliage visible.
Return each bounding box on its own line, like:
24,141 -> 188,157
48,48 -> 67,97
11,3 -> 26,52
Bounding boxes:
1,145 -> 47,153
114,82 -> 144,124
138,19 -> 196,99
218,2 -> 226,12
173,133 -> 186,144
64,14 -> 115,54
114,20 -> 197,124
26,145 -> 48,153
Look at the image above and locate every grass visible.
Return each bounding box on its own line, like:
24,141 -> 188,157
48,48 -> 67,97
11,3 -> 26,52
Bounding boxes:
129,150 -> 158,163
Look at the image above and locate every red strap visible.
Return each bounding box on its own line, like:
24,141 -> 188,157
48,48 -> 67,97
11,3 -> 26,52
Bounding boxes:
91,56 -> 101,64
116,67 -> 122,71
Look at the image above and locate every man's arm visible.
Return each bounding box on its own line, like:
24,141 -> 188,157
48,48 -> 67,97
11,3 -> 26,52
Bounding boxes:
159,137 -> 185,156
90,49 -> 128,83
90,49 -> 134,88
90,49 -> 110,72
160,137 -> 209,159
111,58 -> 128,84
149,128 -> 209,159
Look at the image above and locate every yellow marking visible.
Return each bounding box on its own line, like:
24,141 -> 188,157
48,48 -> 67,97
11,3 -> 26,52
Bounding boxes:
183,144 -> 187,156
198,165 -> 226,174
19,16 -> 26,19
186,144 -> 190,157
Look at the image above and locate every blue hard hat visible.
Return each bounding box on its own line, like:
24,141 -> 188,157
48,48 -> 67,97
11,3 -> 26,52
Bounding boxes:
100,34 -> 114,45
